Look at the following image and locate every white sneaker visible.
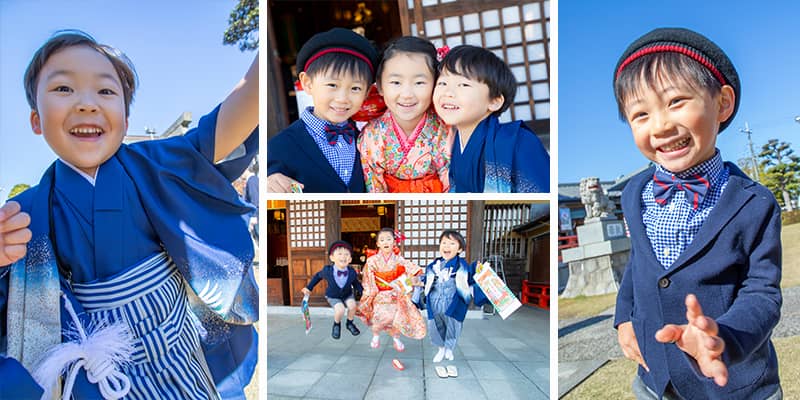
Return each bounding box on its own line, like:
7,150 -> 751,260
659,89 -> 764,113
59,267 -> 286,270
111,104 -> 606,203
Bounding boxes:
444,348 -> 454,361
433,347 -> 446,363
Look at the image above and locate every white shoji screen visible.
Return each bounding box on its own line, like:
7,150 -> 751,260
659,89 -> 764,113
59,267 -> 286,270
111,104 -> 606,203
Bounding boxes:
288,201 -> 326,248
408,1 -> 550,123
397,200 -> 469,267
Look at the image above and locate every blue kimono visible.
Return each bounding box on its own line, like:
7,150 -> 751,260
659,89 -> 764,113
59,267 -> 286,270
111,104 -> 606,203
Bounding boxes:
1,106 -> 258,399
267,119 -> 366,193
449,115 -> 549,193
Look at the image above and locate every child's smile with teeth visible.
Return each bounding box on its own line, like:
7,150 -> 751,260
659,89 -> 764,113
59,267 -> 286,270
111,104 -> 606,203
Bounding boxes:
659,137 -> 690,152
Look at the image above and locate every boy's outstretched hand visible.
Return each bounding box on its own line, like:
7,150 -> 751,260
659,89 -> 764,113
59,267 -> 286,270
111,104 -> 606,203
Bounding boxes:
618,320 -> 649,372
655,294 -> 728,387
0,201 -> 32,267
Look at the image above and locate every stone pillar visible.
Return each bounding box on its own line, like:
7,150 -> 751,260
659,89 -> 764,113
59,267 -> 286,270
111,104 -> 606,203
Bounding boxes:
560,217 -> 630,298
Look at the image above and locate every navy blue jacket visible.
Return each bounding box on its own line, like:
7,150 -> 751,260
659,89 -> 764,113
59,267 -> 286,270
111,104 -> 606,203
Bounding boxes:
306,265 -> 363,300
267,119 -> 366,193
614,163 -> 781,399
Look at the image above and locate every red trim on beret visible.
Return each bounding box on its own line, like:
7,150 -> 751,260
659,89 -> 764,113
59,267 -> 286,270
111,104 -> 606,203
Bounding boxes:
304,48 -> 374,74
616,44 -> 727,86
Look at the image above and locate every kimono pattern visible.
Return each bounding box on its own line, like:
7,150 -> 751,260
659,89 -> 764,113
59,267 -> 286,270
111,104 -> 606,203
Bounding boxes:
356,252 -> 426,339
358,109 -> 452,192
449,114 -> 549,193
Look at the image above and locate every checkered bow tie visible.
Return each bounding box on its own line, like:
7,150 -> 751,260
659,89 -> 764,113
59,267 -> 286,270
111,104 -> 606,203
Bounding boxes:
652,169 -> 710,210
336,270 -> 348,277
324,122 -> 356,146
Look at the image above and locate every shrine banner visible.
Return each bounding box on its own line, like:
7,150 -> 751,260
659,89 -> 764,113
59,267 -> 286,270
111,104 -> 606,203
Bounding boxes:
475,262 -> 522,320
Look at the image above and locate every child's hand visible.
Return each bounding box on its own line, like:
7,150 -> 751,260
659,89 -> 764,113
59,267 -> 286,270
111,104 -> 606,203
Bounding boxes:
411,276 -> 423,286
0,202 -> 32,267
655,294 -> 728,387
300,287 -> 311,297
267,173 -> 304,193
618,320 -> 649,372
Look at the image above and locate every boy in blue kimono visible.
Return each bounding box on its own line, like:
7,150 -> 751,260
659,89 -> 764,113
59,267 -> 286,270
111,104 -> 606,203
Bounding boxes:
422,230 -> 486,363
433,45 -> 550,193
0,30 -> 258,399
267,27 -> 378,193
613,28 -> 782,400
301,241 -> 363,339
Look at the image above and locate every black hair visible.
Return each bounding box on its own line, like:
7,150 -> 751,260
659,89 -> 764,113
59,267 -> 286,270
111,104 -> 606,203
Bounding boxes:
438,45 -> 516,116
614,52 -> 722,121
377,227 -> 395,240
305,52 -> 373,84
439,230 -> 466,251
25,29 -> 138,116
376,36 -> 438,85
328,240 -> 353,256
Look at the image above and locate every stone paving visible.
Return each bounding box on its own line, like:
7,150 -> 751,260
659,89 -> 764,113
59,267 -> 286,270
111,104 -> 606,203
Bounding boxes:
267,305 -> 549,400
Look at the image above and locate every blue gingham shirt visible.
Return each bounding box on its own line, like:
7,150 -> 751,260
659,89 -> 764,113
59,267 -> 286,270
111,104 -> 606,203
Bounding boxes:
642,150 -> 729,268
300,107 -> 356,184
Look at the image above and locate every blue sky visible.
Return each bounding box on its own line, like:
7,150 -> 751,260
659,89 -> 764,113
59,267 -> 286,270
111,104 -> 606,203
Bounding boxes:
0,0 -> 255,198
558,1 -> 800,183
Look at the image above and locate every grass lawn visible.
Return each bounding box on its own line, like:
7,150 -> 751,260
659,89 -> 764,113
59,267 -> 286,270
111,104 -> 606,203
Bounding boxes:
781,222 -> 800,288
562,336 -> 800,399
560,223 -> 800,398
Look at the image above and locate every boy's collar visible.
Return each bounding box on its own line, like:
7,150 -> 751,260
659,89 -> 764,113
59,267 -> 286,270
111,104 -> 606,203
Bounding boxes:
300,107 -> 354,138
58,159 -> 99,186
655,149 -> 724,183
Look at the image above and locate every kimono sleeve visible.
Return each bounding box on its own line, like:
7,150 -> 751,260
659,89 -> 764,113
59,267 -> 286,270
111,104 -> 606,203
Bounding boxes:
358,122 -> 388,193
182,104 -> 259,182
512,126 -> 550,193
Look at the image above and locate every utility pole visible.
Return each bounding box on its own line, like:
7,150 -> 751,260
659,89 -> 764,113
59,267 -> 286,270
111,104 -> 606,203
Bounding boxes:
740,122 -> 760,182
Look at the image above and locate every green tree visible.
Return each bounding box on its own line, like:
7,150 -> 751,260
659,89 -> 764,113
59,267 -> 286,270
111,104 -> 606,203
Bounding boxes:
758,139 -> 800,210
737,157 -> 766,181
223,0 -> 258,52
8,183 -> 30,199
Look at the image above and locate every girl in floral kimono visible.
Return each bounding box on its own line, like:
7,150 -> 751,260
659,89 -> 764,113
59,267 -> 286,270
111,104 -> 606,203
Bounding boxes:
357,228 -> 426,351
358,36 -> 452,193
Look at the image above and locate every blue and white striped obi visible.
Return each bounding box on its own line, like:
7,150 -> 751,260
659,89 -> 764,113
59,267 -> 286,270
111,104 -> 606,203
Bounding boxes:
72,252 -> 219,400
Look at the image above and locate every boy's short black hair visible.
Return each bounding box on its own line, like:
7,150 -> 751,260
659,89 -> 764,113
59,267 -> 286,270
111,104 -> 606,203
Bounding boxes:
439,230 -> 466,251
376,36 -> 438,84
24,29 -> 138,117
328,240 -> 353,256
438,45 -> 516,116
613,27 -> 740,133
296,27 -> 378,84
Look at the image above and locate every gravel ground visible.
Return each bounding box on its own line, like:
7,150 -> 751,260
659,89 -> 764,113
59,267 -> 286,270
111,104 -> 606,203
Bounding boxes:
558,286 -> 800,363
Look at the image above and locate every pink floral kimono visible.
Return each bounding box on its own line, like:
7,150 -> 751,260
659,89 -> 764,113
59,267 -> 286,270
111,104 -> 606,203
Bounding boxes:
358,109 -> 453,193
357,252 -> 426,339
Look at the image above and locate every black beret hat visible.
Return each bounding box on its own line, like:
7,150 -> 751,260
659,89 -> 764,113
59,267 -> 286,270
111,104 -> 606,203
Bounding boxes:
328,240 -> 353,256
296,27 -> 379,76
614,27 -> 740,133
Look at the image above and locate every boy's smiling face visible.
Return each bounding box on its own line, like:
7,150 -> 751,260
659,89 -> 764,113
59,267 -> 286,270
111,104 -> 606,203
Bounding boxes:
623,75 -> 734,174
300,68 -> 368,125
433,68 -> 503,137
30,45 -> 128,177
439,235 -> 461,261
329,247 -> 352,268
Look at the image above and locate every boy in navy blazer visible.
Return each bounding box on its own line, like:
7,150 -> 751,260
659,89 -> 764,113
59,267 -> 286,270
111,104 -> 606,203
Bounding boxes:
613,28 -> 782,399
302,240 -> 364,339
267,28 -> 378,193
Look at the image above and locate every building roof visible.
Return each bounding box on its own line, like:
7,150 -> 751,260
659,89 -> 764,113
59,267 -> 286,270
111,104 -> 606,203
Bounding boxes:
557,163 -> 654,202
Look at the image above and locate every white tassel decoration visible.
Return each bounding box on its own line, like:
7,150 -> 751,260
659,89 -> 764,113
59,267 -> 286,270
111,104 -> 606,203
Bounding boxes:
32,294 -> 134,400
